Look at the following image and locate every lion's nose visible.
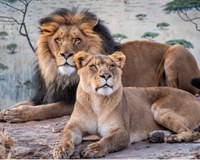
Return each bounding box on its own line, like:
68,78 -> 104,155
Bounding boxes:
60,51 -> 74,59
99,72 -> 112,80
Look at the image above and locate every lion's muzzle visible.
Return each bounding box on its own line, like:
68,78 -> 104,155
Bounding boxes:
60,50 -> 74,59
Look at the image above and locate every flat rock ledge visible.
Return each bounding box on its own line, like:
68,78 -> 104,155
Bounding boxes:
0,116 -> 200,159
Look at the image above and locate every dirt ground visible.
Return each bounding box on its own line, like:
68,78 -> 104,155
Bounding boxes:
0,116 -> 200,159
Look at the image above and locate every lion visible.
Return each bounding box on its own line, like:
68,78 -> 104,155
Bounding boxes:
0,8 -> 199,123
191,77 -> 200,89
53,51 -> 200,159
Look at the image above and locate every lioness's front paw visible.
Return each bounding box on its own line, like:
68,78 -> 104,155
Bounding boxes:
53,141 -> 74,159
82,142 -> 108,158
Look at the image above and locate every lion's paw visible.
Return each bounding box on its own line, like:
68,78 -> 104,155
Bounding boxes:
82,142 -> 108,158
165,134 -> 184,143
149,130 -> 172,143
4,106 -> 32,123
53,141 -> 74,159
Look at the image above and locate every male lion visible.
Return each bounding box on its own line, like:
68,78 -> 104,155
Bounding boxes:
0,8 -> 199,123
191,77 -> 200,89
53,51 -> 200,159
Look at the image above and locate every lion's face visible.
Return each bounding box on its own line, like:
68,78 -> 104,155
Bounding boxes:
48,25 -> 85,76
37,11 -> 104,77
74,51 -> 126,96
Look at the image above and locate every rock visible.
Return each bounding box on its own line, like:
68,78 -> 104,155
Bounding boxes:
0,128 -> 15,159
0,116 -> 200,159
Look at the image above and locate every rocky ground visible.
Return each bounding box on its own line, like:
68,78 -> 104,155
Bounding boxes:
0,115 -> 200,159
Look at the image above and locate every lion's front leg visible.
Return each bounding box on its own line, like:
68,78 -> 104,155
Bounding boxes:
53,122 -> 83,159
0,100 -> 33,122
1,102 -> 73,123
82,129 -> 130,158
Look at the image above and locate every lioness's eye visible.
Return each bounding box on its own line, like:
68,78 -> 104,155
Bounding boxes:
74,38 -> 81,45
109,64 -> 115,70
90,64 -> 97,71
55,38 -> 61,43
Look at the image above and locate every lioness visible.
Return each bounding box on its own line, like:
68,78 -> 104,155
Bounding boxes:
1,8 -> 199,123
53,51 -> 200,158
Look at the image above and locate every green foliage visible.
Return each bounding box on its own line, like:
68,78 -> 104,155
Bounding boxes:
7,43 -> 17,54
135,14 -> 147,20
165,39 -> 194,48
141,32 -> 159,40
112,33 -> 128,43
16,80 -> 34,90
0,63 -> 8,73
156,22 -> 170,30
0,31 -> 8,39
23,80 -> 34,89
164,0 -> 200,13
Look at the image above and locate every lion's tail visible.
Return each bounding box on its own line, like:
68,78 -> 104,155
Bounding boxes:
153,55 -> 166,86
191,77 -> 200,89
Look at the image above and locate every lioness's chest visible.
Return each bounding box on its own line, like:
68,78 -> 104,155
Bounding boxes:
87,96 -> 122,137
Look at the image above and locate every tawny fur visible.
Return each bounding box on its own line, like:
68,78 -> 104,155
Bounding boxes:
0,8 -> 199,123
53,51 -> 200,159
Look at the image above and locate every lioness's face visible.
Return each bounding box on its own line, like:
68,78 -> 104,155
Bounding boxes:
74,51 -> 126,96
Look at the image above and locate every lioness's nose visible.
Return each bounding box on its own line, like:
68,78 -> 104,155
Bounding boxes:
99,72 -> 112,80
60,51 -> 74,59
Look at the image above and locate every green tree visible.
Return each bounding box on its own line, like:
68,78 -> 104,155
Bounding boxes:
165,39 -> 194,48
7,43 -> 17,54
0,63 -> 8,73
135,14 -> 147,20
112,33 -> 128,43
141,32 -> 159,41
156,22 -> 170,30
164,0 -> 200,32
0,31 -> 8,39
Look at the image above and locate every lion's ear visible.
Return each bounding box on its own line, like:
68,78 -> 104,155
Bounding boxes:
110,51 -> 126,69
88,18 -> 99,29
73,51 -> 92,69
39,22 -> 59,35
79,19 -> 98,30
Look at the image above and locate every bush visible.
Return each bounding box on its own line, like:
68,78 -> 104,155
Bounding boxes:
165,39 -> 194,48
0,31 -> 8,39
0,63 -> 8,73
112,33 -> 128,43
156,22 -> 170,30
135,14 -> 147,20
7,43 -> 17,54
141,32 -> 159,40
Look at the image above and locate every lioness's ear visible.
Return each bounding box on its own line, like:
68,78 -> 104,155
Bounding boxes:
110,51 -> 126,69
73,51 -> 92,69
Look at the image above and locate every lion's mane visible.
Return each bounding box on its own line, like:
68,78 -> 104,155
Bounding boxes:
32,8 -> 116,105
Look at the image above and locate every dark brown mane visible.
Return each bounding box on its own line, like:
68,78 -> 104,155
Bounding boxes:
39,8 -> 116,54
32,8 -> 116,105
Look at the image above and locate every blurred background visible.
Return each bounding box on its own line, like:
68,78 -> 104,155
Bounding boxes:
0,0 -> 200,109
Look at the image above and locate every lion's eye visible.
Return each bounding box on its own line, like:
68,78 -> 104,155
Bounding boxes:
109,64 -> 115,70
55,38 -> 61,43
74,38 -> 81,45
90,64 -> 97,71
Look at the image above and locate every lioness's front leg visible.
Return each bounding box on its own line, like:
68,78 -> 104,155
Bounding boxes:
82,128 -> 130,158
53,122 -> 83,159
